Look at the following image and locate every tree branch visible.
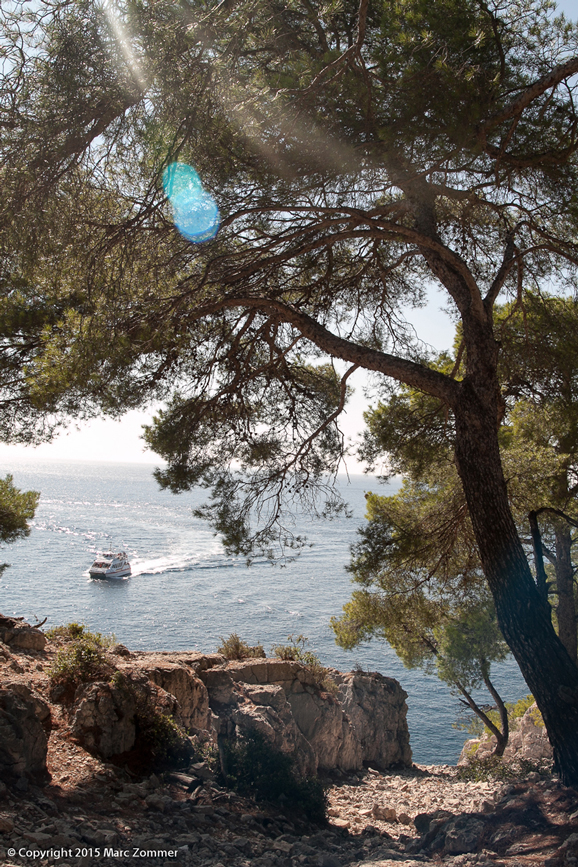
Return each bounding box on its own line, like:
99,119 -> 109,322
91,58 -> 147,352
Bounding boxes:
181,295 -> 460,404
479,56 -> 578,135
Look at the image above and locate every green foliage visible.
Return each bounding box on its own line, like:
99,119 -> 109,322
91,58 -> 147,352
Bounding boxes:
272,633 -> 320,664
0,474 -> 39,573
3,0 -> 577,561
435,606 -> 509,694
222,729 -> 327,822
216,633 -> 265,660
457,754 -> 549,782
272,635 -> 338,694
350,295 -> 578,672
3,0 -> 578,780
48,624 -> 113,689
510,695 -> 542,725
46,622 -> 115,643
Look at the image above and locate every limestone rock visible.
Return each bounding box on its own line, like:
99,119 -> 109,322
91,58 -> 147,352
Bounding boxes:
335,671 -> 412,768
223,682 -> 318,776
442,815 -> 486,854
0,686 -> 49,781
0,615 -> 46,651
286,686 -> 362,771
71,676 -> 179,759
202,659 -> 411,775
4,682 -> 51,732
71,680 -> 138,757
202,668 -> 237,707
127,660 -> 211,731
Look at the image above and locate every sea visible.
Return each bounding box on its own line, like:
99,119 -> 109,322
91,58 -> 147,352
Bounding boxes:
0,457 -> 529,765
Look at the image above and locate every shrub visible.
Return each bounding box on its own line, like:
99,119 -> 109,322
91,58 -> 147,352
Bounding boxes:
457,754 -> 547,782
272,634 -> 338,694
217,633 -> 265,660
49,624 -> 113,690
46,622 -> 116,644
221,729 -> 327,821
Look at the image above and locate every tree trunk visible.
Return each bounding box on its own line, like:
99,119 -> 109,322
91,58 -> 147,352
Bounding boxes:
555,523 -> 577,665
481,667 -> 509,757
456,680 -> 507,756
453,382 -> 578,787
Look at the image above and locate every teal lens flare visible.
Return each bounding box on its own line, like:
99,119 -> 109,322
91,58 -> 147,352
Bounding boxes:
162,162 -> 220,242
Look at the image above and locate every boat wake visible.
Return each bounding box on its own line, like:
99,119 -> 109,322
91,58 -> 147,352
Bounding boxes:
129,552 -> 239,576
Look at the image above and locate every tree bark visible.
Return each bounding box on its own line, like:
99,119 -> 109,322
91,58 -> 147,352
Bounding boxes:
555,523 -> 577,665
481,667 -> 509,757
457,680 -> 507,756
453,382 -> 578,786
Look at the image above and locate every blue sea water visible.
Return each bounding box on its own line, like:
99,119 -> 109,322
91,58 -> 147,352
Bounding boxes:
0,458 -> 528,765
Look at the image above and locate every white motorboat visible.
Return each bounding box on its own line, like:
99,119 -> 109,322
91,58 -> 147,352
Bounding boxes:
89,551 -> 131,579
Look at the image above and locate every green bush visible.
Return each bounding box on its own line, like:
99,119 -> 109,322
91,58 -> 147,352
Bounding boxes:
48,624 -> 113,689
457,754 -> 546,782
46,622 -> 116,644
217,633 -> 265,660
222,729 -> 327,822
272,634 -> 338,694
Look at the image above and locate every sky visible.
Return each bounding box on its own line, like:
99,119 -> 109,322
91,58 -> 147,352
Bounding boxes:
0,0 -> 575,466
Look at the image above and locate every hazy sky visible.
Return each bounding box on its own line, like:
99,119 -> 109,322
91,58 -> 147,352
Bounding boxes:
0,0 -> 575,465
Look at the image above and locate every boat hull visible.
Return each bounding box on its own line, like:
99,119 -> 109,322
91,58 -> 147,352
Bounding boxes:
89,566 -> 131,579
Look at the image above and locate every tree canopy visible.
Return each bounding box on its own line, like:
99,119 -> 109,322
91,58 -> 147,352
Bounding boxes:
3,0 -> 578,781
331,295 -> 578,754
356,295 -> 578,658
0,474 -> 39,574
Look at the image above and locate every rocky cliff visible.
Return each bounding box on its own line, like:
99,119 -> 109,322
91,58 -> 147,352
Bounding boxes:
3,615 -> 577,867
0,615 -> 411,788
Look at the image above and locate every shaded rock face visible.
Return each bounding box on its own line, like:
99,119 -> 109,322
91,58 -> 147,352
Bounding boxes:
0,615 -> 46,651
201,658 -> 411,774
285,683 -> 362,772
0,686 -> 50,781
71,681 -> 138,758
70,676 -> 179,759
202,668 -> 319,776
232,682 -> 318,777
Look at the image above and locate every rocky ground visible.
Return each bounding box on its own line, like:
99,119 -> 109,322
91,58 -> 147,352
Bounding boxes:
2,759 -> 578,867
2,617 -> 578,867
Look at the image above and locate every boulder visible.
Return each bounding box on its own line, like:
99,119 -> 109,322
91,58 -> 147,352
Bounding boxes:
70,675 -> 179,759
0,615 -> 46,651
443,816 -> 486,855
335,671 -> 412,768
0,686 -> 50,781
71,680 -> 138,757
